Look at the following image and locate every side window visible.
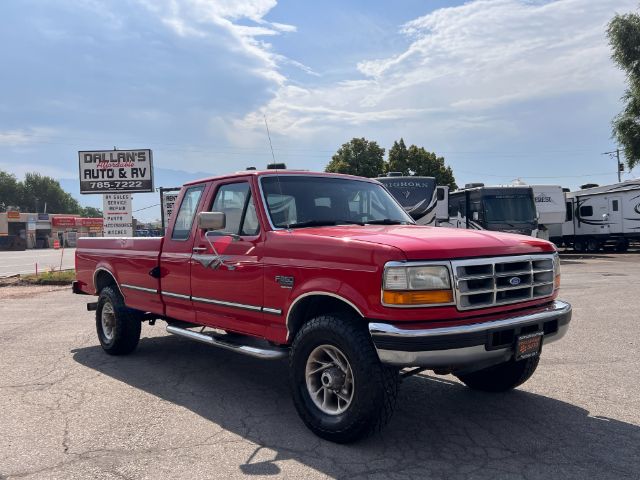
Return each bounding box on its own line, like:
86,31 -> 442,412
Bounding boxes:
211,182 -> 260,236
612,200 -> 619,212
172,186 -> 205,240
448,198 -> 459,217
566,202 -> 573,221
580,205 -> 593,217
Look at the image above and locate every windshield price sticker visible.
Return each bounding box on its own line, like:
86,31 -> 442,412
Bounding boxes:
79,149 -> 154,194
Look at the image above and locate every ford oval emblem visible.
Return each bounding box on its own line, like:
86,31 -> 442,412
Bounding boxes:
509,277 -> 521,286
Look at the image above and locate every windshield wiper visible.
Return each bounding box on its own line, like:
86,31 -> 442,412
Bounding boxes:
365,219 -> 407,225
284,219 -> 367,229
285,220 -> 338,228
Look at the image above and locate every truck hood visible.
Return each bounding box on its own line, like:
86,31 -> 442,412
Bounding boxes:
294,225 -> 555,260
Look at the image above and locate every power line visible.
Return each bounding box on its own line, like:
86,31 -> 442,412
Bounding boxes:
133,203 -> 160,213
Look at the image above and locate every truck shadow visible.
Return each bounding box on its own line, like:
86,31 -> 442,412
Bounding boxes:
72,335 -> 640,479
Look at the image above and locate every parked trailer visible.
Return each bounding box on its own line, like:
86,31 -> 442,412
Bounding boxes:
530,185 -> 566,241
440,184 -> 539,237
551,179 -> 640,252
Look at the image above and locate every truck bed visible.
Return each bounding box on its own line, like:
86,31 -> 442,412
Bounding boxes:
75,237 -> 164,315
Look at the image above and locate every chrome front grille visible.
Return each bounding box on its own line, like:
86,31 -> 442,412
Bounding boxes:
451,254 -> 557,310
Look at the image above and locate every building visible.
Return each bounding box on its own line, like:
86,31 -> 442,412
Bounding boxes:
0,212 -> 103,250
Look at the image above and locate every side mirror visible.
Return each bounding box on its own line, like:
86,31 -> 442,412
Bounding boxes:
198,211 -> 225,231
602,213 -> 609,221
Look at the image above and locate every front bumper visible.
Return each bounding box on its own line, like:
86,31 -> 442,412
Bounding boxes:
369,300 -> 571,371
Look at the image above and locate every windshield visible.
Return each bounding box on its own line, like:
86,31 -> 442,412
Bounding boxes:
261,176 -> 413,228
483,194 -> 536,223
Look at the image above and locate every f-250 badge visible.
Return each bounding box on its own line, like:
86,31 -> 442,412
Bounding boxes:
275,275 -> 294,288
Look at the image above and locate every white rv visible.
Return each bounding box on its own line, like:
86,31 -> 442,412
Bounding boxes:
552,180 -> 640,252
441,184 -> 539,236
530,185 -> 566,241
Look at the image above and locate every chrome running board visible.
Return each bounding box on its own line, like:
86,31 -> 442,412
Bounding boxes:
166,325 -> 288,360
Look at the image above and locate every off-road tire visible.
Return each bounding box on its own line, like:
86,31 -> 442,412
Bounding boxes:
289,314 -> 399,443
96,286 -> 142,355
456,356 -> 540,392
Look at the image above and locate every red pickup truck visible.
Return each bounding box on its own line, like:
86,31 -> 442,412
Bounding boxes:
74,170 -> 571,443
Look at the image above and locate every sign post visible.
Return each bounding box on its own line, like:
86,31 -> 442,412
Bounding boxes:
102,194 -> 133,237
78,148 -> 154,239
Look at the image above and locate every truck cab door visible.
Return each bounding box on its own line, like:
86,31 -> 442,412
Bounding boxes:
191,179 -> 265,337
160,184 -> 208,322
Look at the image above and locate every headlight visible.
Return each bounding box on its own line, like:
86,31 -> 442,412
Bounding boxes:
383,264 -> 453,306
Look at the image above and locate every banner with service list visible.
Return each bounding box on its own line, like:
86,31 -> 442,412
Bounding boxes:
103,194 -> 133,237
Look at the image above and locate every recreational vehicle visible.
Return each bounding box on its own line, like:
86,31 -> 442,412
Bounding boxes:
530,184 -> 566,241
552,179 -> 640,252
377,175 -> 448,225
442,184 -> 538,236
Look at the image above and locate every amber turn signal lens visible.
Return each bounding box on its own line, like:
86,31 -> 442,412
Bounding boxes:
554,274 -> 561,289
383,289 -> 453,305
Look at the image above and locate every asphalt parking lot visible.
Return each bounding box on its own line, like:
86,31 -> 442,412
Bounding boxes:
1,253 -> 639,479
0,249 -> 75,277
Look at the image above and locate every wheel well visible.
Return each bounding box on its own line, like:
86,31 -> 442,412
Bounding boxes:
287,294 -> 363,341
94,269 -> 117,294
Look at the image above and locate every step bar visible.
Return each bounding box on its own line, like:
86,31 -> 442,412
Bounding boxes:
166,325 -> 288,360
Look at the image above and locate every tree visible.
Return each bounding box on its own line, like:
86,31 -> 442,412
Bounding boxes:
0,171 -> 22,211
608,11 -> 640,169
326,138 -> 385,178
81,206 -> 103,217
387,139 -> 458,190
21,172 -> 82,214
0,169 -> 88,214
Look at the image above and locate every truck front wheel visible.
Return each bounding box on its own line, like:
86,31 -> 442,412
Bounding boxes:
289,314 -> 399,443
96,286 -> 142,355
455,356 -> 540,392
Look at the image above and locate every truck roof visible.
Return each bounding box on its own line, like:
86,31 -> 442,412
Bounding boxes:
183,170 -> 380,187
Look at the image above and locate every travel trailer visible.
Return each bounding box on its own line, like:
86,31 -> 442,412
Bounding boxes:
551,179 -> 640,252
377,175 -> 448,225
441,184 -> 539,237
529,185 -> 566,241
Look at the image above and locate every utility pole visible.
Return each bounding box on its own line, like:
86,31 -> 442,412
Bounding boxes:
602,149 -> 623,182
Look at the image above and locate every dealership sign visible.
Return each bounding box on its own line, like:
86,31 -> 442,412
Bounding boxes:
103,194 -> 133,237
79,149 -> 153,194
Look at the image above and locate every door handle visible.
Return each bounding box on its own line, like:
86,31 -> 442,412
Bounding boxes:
192,247 -> 206,253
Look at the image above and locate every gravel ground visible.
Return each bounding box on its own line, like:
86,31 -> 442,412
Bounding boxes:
0,284 -> 69,300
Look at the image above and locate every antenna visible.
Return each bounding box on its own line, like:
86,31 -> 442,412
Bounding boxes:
264,115 -> 277,166
263,115 -> 289,229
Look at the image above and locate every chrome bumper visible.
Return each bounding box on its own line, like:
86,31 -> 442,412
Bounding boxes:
369,300 -> 572,370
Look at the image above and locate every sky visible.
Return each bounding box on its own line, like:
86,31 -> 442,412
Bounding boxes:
0,0 -> 637,221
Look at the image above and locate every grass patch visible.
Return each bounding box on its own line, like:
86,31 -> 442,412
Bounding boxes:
21,269 -> 75,285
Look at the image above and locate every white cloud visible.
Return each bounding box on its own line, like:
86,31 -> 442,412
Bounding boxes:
234,0 -> 636,140
0,128 -> 58,147
137,0 -> 303,85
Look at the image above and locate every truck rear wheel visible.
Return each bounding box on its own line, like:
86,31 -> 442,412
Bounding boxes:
289,314 -> 399,443
455,356 -> 540,392
96,286 -> 142,355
